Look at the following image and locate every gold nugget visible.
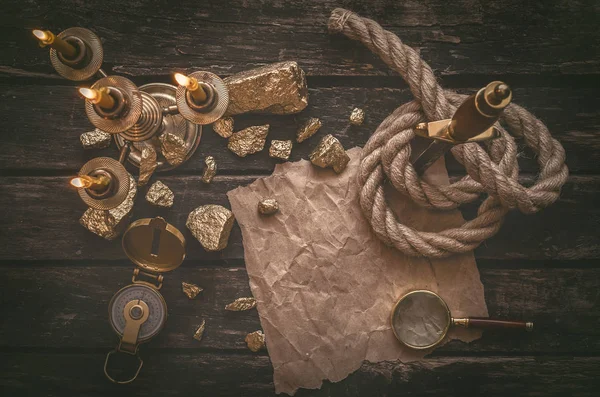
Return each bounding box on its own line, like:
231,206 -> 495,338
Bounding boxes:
202,156 -> 217,184
182,282 -> 203,299
146,181 -> 174,208
224,61 -> 308,116
245,330 -> 265,352
228,125 -> 269,157
159,132 -> 187,166
349,107 -> 365,125
225,297 -> 257,311
80,128 -> 112,149
258,198 -> 279,215
309,134 -> 350,174
296,117 -> 322,143
79,173 -> 137,240
193,319 -> 206,342
212,117 -> 234,138
269,140 -> 293,160
186,205 -> 235,251
138,146 -> 157,186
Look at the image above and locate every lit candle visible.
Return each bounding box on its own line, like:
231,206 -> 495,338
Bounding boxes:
33,29 -> 77,58
79,87 -> 116,110
70,174 -> 110,191
174,73 -> 207,104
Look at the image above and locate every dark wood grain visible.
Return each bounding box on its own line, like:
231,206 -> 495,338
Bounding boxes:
0,265 -> 598,354
0,175 -> 598,261
2,0 -> 599,78
1,83 -> 598,174
1,352 -> 598,397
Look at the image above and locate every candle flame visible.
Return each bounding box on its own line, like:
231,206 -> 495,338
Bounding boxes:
70,176 -> 91,188
78,87 -> 98,101
174,73 -> 192,88
33,29 -> 49,41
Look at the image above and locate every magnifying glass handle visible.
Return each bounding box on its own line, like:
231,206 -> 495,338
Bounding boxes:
453,318 -> 533,332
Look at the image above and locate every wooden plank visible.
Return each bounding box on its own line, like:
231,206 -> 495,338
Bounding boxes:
0,83 -> 598,174
1,352 -> 598,397
2,0 -> 599,77
0,265 -> 598,354
0,175 -> 598,261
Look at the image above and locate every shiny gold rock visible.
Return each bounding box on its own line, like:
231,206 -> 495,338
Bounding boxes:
228,125 -> 269,157
159,132 -> 187,167
245,330 -> 266,352
269,140 -> 293,160
258,198 -> 279,215
186,205 -> 235,251
202,156 -> 217,184
349,107 -> 365,125
80,128 -> 112,149
309,134 -> 350,174
193,319 -> 206,342
224,61 -> 308,116
146,180 -> 174,208
79,173 -> 137,240
296,117 -> 322,143
182,282 -> 203,299
225,297 -> 257,311
138,146 -> 157,186
212,117 -> 234,138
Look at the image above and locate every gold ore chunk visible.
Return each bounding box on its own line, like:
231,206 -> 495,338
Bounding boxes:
269,140 -> 293,160
80,128 -> 112,149
79,173 -> 137,240
182,282 -> 203,299
309,134 -> 350,174
258,198 -> 279,215
193,319 -> 206,342
225,297 -> 257,311
296,117 -> 322,143
224,61 -> 308,116
212,117 -> 234,138
146,180 -> 174,208
159,132 -> 187,166
138,146 -> 157,186
186,205 -> 235,251
349,107 -> 365,125
228,125 -> 269,157
202,156 -> 217,184
245,330 -> 266,352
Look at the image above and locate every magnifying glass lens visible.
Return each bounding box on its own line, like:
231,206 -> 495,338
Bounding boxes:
392,291 -> 451,349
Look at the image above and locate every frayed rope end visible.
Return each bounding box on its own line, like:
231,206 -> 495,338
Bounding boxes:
328,8 -> 353,34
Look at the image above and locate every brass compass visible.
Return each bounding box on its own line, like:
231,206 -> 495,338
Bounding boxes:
104,216 -> 185,384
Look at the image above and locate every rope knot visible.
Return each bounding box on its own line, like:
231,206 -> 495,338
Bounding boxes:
329,8 -> 569,257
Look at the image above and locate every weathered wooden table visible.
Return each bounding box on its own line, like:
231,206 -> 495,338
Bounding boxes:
1,1 -> 599,395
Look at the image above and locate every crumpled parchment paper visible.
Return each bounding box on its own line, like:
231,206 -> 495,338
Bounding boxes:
227,148 -> 487,395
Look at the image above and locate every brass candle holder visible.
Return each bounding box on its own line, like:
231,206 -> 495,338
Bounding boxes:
35,27 -> 230,172
71,156 -> 131,210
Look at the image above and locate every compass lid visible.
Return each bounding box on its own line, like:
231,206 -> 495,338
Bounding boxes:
122,217 -> 186,273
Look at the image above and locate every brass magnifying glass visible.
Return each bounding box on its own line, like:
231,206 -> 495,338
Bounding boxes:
391,290 -> 533,349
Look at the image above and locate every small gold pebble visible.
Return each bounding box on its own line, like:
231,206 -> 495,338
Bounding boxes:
269,140 -> 293,160
309,134 -> 350,174
225,297 -> 257,311
258,198 -> 279,215
182,282 -> 203,299
245,330 -> 265,352
202,156 -> 217,184
193,319 -> 206,342
80,128 -> 111,149
145,180 -> 174,208
296,117 -> 322,143
228,125 -> 269,157
349,107 -> 365,125
213,117 -> 234,138
138,146 -> 157,187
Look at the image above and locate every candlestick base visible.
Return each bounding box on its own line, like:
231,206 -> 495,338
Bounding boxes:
114,83 -> 201,171
77,157 -> 131,210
